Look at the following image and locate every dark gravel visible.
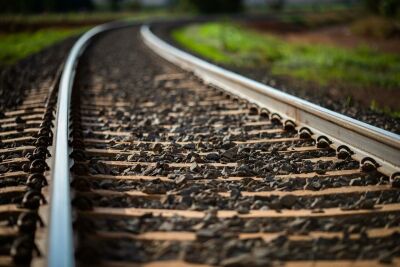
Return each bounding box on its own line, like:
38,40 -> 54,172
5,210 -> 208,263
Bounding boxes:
76,235 -> 400,265
0,35 -> 76,265
70,26 -> 400,266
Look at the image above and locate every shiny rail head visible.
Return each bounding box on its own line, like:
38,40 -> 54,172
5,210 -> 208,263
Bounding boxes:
140,24 -> 400,177
47,21 -> 139,267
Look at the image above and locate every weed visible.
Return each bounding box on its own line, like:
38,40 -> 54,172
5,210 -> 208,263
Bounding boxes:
173,22 -> 400,90
0,28 -> 85,65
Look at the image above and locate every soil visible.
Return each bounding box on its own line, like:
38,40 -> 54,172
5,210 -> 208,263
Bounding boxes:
246,23 -> 400,54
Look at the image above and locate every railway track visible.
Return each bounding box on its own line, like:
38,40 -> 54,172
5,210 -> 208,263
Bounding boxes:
0,62 -> 63,265
0,21 -> 399,266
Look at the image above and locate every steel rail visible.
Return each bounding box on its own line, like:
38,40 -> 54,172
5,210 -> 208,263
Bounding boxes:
140,25 -> 400,177
48,21 -> 134,267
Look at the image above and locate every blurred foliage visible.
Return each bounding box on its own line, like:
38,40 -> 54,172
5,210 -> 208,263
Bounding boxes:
0,11 -> 173,33
363,0 -> 399,17
125,1 -> 142,11
108,0 -> 123,11
173,22 -> 400,91
0,10 -> 175,65
370,99 -> 400,118
0,0 -> 94,13
351,16 -> 400,39
0,0 -> 244,14
176,0 -> 243,14
280,9 -> 357,28
0,28 -> 85,65
268,0 -> 285,11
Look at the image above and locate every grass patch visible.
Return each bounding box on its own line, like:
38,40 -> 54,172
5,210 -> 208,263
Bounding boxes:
172,22 -> 400,90
0,28 -> 85,65
0,11 -> 179,65
370,100 -> 400,118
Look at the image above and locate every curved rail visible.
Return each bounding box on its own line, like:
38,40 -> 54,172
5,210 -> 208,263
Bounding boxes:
46,19 -> 400,266
48,21 -> 134,267
140,25 -> 400,177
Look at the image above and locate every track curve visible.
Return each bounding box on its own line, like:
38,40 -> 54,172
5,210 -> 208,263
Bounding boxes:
0,19 -> 399,267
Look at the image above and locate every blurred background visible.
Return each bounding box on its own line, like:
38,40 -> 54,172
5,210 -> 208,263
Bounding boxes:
0,0 -> 399,122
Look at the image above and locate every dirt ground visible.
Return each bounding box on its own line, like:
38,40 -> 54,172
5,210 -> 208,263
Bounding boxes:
246,20 -> 400,54
278,25 -> 400,54
244,20 -> 400,113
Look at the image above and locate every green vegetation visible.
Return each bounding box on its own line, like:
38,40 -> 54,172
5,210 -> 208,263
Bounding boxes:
370,100 -> 400,118
0,28 -> 85,65
0,11 -> 176,65
173,22 -> 400,90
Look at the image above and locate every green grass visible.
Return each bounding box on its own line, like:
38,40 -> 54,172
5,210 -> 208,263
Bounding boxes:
0,11 -> 180,66
0,28 -> 85,65
370,99 -> 400,118
172,22 -> 400,90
